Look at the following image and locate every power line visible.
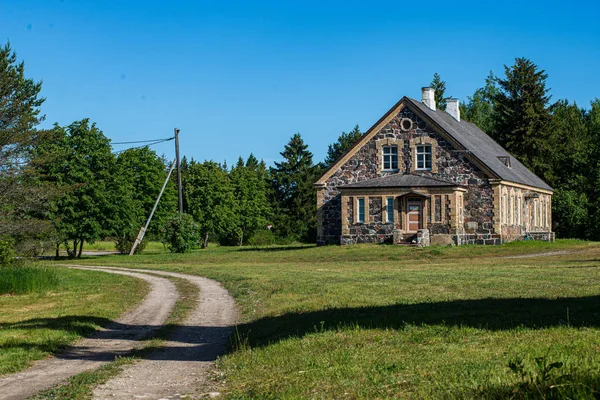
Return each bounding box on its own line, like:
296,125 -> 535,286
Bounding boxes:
112,138 -> 173,154
112,137 -> 174,145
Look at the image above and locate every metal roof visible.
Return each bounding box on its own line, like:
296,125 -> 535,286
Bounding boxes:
406,98 -> 553,191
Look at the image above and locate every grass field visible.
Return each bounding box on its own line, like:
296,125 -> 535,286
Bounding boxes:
61,240 -> 600,398
0,266 -> 148,375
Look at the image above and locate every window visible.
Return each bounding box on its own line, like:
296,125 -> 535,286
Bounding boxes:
386,197 -> 394,223
357,198 -> 365,223
416,145 -> 432,170
382,146 -> 398,170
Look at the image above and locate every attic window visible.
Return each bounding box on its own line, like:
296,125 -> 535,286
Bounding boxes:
498,156 -> 511,168
400,118 -> 413,131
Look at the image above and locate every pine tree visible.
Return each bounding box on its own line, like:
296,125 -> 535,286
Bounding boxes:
461,71 -> 499,134
270,133 -> 319,241
324,125 -> 362,167
430,73 -> 449,111
494,58 -> 553,179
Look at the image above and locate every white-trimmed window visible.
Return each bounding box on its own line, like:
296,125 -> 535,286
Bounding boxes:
386,197 -> 394,223
416,145 -> 432,170
357,198 -> 365,223
382,146 -> 398,170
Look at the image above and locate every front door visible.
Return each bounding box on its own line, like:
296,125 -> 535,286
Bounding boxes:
407,198 -> 422,232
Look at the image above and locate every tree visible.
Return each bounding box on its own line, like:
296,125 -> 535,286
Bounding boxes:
587,99 -> 600,240
115,147 -> 177,241
35,119 -> 120,258
0,42 -> 54,252
547,100 -> 591,238
229,154 -> 272,245
461,71 -> 499,134
184,160 -> 237,248
430,73 -> 449,111
493,58 -> 553,180
324,125 -> 362,167
270,133 -> 319,242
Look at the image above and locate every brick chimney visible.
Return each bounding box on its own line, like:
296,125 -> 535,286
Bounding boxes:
446,98 -> 460,121
421,87 -> 436,111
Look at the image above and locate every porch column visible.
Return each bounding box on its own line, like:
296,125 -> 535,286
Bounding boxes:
341,194 -> 350,236
448,192 -> 461,234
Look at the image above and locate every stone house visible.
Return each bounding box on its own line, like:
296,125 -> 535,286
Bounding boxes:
315,88 -> 554,246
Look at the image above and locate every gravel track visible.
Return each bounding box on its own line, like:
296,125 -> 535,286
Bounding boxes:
90,267 -> 238,400
0,266 -> 237,400
0,268 -> 178,400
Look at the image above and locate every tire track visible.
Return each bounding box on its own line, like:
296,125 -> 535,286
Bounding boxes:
0,268 -> 179,400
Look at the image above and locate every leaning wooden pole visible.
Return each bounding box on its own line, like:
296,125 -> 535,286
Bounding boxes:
129,158 -> 177,255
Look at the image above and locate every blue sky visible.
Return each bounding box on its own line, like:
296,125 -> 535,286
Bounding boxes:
1,0 -> 599,165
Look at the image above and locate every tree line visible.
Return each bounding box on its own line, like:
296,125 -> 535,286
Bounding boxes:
1,41 -> 599,259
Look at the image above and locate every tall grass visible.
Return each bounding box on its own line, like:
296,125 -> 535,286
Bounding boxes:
0,265 -> 59,295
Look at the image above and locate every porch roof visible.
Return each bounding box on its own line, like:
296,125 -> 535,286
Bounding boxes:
339,173 -> 464,189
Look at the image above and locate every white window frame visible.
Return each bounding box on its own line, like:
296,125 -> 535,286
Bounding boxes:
386,197 -> 394,223
357,198 -> 365,223
415,144 -> 432,170
382,146 -> 398,171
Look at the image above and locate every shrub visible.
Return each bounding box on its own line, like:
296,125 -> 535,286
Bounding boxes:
0,264 -> 59,294
114,234 -> 148,254
247,230 -> 276,246
159,213 -> 200,253
0,238 -> 15,267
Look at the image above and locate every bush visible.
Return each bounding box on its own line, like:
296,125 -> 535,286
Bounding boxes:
114,234 -> 148,255
0,238 -> 15,267
0,264 -> 59,294
247,230 -> 276,246
159,213 -> 200,253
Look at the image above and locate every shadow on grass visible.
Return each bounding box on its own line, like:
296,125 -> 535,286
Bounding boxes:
3,295 -> 600,364
234,295 -> 600,348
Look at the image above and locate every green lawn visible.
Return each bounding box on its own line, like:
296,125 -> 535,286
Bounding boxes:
61,240 -> 600,398
0,267 -> 148,375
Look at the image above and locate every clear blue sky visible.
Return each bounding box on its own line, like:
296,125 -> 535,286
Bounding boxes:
1,0 -> 599,165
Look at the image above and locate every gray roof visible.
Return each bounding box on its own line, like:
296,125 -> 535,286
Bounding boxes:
341,173 -> 462,189
406,98 -> 553,191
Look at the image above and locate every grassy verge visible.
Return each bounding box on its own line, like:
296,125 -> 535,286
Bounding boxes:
0,263 -> 59,294
62,240 -> 600,398
32,275 -> 199,400
0,267 -> 148,376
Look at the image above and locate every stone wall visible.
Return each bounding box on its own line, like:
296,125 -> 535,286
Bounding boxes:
318,105 -> 495,244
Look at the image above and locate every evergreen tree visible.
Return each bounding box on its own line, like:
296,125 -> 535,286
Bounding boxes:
0,42 -> 54,252
430,73 -> 449,111
324,125 -> 362,167
494,58 -> 553,180
587,99 -> 600,240
270,133 -> 319,242
461,71 -> 499,134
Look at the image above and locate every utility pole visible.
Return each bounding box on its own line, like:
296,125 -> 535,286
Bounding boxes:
130,159 -> 177,255
175,128 -> 183,214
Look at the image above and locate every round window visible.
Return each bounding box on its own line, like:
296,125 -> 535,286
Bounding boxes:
400,118 -> 413,131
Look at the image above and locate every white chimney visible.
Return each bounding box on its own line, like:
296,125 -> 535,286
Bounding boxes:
446,98 -> 460,121
421,87 -> 436,111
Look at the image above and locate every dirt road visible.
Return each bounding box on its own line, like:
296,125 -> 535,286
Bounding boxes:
0,266 -> 237,400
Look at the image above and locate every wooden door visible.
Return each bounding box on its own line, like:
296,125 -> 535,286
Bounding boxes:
407,199 -> 422,232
